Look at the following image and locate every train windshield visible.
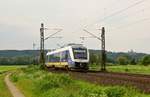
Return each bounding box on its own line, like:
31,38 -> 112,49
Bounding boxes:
73,48 -> 87,59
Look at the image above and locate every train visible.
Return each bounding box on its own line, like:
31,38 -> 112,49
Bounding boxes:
45,44 -> 89,70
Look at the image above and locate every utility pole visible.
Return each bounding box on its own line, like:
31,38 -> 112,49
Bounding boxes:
40,23 -> 45,66
101,27 -> 106,71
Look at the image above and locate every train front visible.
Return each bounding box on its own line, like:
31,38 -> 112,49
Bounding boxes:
70,46 -> 89,70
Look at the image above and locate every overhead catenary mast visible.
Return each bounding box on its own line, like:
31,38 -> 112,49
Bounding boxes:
39,23 -> 62,67
40,23 -> 45,66
83,27 -> 106,71
101,27 -> 106,71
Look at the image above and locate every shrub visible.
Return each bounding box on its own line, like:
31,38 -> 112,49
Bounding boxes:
125,68 -> 129,72
22,65 -> 42,73
79,83 -> 106,97
116,56 -> 129,65
105,86 -> 126,97
33,73 -> 73,92
11,74 -> 18,82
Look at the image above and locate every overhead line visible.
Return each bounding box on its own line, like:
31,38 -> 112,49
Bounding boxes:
44,29 -> 62,40
85,0 -> 148,28
100,0 -> 147,20
105,6 -> 150,29
83,29 -> 101,40
111,17 -> 150,31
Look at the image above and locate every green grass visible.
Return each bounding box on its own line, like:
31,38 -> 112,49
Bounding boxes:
0,74 -> 12,97
107,65 -> 150,75
10,65 -> 150,97
0,65 -> 27,74
90,64 -> 150,75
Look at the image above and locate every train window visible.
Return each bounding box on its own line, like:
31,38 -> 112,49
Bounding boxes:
61,50 -> 69,62
73,48 -> 87,59
48,53 -> 60,62
48,51 -> 71,62
53,53 -> 60,62
48,55 -> 54,62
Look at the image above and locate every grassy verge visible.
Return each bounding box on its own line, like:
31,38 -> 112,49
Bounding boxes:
11,65 -> 150,97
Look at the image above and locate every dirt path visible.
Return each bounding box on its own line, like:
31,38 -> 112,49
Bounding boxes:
4,73 -> 25,97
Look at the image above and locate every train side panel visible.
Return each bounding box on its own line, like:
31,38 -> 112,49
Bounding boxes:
45,45 -> 89,70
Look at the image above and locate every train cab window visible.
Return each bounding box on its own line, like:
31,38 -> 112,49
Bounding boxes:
73,48 -> 87,59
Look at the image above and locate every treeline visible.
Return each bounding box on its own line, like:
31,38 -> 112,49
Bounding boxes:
0,50 -> 150,65
0,56 -> 38,65
0,50 -> 39,65
90,50 -> 150,66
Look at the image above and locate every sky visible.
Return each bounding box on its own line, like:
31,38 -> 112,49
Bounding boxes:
0,0 -> 150,53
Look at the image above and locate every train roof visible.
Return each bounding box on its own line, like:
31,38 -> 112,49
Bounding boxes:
46,44 -> 87,55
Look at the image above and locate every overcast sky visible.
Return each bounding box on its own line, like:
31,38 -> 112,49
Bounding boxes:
0,0 -> 150,53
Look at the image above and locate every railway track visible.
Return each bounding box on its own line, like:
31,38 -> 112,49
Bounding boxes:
48,68 -> 150,93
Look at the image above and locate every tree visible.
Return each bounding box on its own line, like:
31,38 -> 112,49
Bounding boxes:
0,57 -> 9,65
130,58 -> 137,65
141,55 -> 150,66
116,56 -> 129,65
89,52 -> 102,67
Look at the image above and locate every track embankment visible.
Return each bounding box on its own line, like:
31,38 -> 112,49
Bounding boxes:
70,71 -> 150,93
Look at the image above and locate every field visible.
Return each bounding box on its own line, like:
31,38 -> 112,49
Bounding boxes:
90,65 -> 150,75
10,65 -> 150,97
0,65 -> 26,74
107,65 -> 150,75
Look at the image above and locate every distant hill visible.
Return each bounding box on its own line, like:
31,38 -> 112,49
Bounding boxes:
0,50 -> 41,65
0,50 -> 40,57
